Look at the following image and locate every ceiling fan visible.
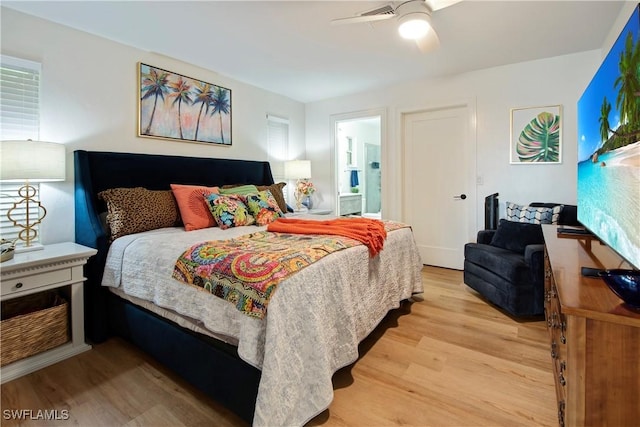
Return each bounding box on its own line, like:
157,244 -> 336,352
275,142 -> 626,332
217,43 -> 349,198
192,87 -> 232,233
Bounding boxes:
330,0 -> 462,53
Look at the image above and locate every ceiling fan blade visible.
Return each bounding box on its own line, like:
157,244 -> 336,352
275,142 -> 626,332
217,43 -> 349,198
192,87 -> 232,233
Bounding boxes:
415,28 -> 440,53
330,13 -> 396,26
426,0 -> 463,12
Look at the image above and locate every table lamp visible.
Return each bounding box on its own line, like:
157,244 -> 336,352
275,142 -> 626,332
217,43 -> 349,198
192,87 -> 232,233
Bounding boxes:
0,140 -> 66,250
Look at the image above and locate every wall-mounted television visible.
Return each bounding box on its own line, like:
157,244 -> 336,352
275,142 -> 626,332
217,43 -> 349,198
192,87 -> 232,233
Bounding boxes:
577,4 -> 640,270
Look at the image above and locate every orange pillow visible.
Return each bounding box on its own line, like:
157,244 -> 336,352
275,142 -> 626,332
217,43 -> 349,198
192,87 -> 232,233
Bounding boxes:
170,184 -> 220,231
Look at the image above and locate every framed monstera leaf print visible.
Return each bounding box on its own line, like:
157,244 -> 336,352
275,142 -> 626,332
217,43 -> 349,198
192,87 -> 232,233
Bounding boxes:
510,105 -> 562,164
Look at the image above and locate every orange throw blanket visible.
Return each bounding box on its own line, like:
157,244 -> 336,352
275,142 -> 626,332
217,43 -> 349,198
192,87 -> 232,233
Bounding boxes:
267,217 -> 387,257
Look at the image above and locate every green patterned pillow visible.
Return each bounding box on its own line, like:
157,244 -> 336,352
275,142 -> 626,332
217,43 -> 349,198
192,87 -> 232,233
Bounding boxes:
204,193 -> 255,229
245,190 -> 284,225
219,184 -> 259,196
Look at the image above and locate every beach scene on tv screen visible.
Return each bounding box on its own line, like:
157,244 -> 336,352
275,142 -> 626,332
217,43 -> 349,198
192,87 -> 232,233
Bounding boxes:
577,5 -> 640,269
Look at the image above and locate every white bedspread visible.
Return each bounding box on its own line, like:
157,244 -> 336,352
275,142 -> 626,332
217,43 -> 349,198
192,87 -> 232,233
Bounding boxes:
102,216 -> 423,426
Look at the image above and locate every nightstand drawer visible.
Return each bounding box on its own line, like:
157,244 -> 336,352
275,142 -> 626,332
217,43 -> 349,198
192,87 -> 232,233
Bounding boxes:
1,269 -> 72,295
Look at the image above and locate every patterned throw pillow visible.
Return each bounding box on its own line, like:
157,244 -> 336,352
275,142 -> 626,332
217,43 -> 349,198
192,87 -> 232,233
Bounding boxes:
98,187 -> 180,241
171,184 -> 220,231
205,193 -> 255,229
506,202 -> 563,224
223,183 -> 289,213
256,182 -> 288,213
245,190 -> 284,225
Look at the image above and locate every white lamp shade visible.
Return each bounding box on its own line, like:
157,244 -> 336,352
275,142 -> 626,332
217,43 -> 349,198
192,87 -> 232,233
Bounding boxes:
0,140 -> 66,182
284,160 -> 312,180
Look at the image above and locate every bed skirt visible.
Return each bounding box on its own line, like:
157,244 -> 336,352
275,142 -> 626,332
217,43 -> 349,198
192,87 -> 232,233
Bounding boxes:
106,291 -> 260,424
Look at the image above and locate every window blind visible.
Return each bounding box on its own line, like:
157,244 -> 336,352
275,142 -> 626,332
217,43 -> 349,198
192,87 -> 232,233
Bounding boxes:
1,55 -> 41,141
0,55 -> 42,245
266,114 -> 289,182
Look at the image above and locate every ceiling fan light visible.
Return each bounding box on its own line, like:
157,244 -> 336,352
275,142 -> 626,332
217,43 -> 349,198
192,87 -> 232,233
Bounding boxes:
398,14 -> 431,40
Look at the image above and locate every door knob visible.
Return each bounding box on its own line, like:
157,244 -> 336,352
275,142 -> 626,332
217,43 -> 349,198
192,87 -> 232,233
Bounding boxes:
454,194 -> 467,200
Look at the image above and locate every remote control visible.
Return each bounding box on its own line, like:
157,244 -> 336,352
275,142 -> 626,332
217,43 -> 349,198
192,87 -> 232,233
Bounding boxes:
581,267 -> 604,278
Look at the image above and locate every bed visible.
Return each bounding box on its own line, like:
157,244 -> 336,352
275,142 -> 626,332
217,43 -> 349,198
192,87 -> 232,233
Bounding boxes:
74,150 -> 423,426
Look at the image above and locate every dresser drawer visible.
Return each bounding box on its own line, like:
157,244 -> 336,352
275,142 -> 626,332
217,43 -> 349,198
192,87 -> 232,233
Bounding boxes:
1,268 -> 72,296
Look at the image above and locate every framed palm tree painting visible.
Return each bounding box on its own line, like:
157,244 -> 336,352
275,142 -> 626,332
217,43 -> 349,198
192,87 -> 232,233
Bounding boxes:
510,105 -> 562,164
138,63 -> 232,146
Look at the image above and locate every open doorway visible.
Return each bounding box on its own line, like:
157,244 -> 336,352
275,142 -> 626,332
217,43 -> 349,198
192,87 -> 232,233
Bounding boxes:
335,115 -> 382,218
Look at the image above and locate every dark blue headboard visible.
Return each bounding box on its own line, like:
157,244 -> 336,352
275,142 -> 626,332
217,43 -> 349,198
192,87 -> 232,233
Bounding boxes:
74,150 -> 275,341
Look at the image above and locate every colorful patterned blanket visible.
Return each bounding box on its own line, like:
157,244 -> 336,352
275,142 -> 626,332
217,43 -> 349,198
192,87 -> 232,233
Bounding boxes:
172,221 -> 408,318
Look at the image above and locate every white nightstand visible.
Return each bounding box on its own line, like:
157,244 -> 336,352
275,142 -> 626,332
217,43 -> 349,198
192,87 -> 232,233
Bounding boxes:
0,242 -> 97,383
287,208 -> 333,217
308,209 -> 333,215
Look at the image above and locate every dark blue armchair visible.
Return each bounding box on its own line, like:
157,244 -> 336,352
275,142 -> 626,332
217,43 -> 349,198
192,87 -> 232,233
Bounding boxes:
463,203 -> 579,316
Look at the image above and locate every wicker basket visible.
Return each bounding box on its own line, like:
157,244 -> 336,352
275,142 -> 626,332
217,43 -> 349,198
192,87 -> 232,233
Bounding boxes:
1,291 -> 70,366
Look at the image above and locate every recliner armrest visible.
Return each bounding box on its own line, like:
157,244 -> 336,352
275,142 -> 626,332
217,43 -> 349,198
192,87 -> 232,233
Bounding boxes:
477,230 -> 496,245
523,243 -> 545,266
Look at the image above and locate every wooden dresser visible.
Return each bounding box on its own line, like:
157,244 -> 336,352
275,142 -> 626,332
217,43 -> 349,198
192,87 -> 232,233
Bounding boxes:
542,226 -> 640,426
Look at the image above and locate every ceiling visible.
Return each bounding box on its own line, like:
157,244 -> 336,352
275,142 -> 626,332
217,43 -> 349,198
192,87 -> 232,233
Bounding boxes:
2,0 -> 627,103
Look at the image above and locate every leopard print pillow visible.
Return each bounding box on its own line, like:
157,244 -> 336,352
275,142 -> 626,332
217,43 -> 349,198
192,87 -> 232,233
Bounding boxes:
98,187 -> 180,241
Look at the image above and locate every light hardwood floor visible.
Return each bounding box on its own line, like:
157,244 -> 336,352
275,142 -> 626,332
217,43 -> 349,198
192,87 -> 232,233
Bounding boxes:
1,267 -> 556,426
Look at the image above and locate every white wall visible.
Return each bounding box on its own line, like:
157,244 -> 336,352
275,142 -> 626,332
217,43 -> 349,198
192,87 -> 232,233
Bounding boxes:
4,4 -> 634,243
306,50 -> 602,229
603,2 -> 639,57
1,7 -> 306,244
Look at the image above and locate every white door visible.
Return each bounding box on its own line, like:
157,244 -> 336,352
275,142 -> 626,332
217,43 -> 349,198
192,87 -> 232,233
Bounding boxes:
402,104 -> 475,270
